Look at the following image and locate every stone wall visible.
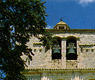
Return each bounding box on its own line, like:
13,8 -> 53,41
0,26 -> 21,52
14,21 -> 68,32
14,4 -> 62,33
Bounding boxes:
23,69 -> 95,80
21,32 -> 95,69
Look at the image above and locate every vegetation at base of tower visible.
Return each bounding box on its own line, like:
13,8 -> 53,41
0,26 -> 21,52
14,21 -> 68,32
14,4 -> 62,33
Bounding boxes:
0,0 -> 46,80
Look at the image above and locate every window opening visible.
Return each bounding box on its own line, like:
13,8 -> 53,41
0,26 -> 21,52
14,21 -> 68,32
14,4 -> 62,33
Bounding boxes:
39,49 -> 42,52
59,26 -> 64,29
26,58 -> 30,65
86,49 -> 88,52
66,37 -> 77,60
28,60 -> 30,65
80,48 -> 83,52
91,49 -> 94,52
34,49 -> 36,52
52,37 -> 61,59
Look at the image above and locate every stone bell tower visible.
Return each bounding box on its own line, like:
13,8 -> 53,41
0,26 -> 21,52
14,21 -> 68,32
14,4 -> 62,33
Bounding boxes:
21,18 -> 95,80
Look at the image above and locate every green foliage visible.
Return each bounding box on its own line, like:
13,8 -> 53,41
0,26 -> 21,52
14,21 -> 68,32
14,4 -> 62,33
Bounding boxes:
0,70 -> 5,80
0,0 -> 46,80
40,30 -> 59,51
40,31 -> 53,49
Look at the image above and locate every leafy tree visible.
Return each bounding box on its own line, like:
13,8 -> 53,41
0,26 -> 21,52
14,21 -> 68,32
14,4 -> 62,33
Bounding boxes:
0,0 -> 46,80
0,70 -> 6,80
40,30 -> 59,51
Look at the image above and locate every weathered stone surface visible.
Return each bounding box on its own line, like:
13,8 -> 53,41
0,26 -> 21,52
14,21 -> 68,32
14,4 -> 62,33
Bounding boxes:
21,32 -> 95,70
21,21 -> 95,80
23,69 -> 95,80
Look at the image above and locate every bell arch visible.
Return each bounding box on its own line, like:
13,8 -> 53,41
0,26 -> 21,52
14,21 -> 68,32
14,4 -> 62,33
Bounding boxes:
52,36 -> 62,59
66,36 -> 77,60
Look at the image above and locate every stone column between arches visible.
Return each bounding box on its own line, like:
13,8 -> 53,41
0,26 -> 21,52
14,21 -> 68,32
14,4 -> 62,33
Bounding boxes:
61,38 -> 66,69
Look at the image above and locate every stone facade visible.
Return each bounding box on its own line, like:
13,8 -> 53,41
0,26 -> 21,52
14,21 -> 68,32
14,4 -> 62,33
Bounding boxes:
23,69 -> 95,80
21,21 -> 95,80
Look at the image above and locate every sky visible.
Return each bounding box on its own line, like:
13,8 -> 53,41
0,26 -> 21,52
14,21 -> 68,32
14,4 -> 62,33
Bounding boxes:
45,0 -> 95,29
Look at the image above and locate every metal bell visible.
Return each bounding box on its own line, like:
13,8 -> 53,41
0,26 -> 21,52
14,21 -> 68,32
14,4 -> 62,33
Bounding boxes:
53,48 -> 60,53
68,48 -> 75,54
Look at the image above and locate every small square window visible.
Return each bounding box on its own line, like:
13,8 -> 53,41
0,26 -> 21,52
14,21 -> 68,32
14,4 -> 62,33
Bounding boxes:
28,60 -> 30,65
86,49 -> 89,52
39,49 -> 42,52
34,49 -> 36,52
81,48 -> 83,52
91,49 -> 94,52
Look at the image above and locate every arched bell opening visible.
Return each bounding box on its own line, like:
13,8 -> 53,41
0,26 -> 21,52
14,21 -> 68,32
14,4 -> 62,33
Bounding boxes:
66,36 -> 77,60
52,37 -> 62,59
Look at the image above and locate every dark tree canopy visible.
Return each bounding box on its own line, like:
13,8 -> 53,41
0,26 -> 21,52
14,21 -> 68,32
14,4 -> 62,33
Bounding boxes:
0,0 -> 46,80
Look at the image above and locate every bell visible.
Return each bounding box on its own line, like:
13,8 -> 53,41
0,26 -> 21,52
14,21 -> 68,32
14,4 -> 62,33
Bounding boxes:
68,48 -> 75,54
53,48 -> 60,54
